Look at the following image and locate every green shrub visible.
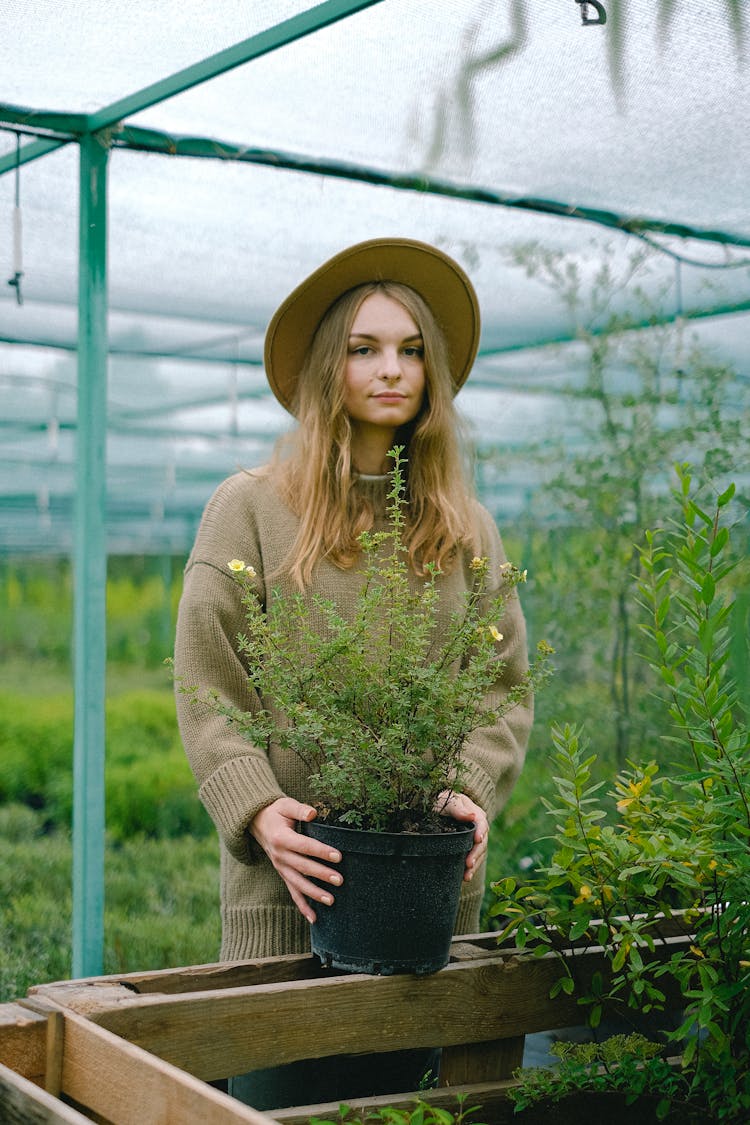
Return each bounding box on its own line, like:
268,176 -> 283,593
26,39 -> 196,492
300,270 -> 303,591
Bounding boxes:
0,807 -> 220,1002
0,689 -> 211,839
0,693 -> 72,810
491,469 -> 750,1122
0,555 -> 185,670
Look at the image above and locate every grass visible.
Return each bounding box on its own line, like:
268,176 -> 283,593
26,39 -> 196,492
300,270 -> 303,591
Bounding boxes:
1,656 -> 173,697
0,804 -> 221,1003
0,665 -> 222,1004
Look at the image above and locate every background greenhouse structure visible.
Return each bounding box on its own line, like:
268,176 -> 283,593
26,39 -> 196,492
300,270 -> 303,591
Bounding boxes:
2,0 -> 749,982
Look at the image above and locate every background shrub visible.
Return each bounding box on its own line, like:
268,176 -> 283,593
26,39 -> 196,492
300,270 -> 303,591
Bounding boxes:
0,690 -> 211,840
0,806 -> 220,1003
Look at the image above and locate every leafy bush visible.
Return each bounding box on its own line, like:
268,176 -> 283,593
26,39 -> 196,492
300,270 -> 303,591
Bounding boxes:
491,467 -> 750,1121
0,690 -> 211,839
510,1034 -> 676,1114
0,555 -> 185,669
309,1094 -> 486,1125
0,806 -> 220,1003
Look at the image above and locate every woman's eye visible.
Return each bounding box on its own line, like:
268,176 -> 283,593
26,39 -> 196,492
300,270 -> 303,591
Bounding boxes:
403,346 -> 424,358
350,345 -> 371,356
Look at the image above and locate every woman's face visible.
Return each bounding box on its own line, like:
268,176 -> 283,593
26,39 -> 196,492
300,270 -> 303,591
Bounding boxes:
342,291 -> 426,443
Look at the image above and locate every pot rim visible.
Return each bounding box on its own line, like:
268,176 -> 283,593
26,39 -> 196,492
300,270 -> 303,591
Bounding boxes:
298,816 -> 475,840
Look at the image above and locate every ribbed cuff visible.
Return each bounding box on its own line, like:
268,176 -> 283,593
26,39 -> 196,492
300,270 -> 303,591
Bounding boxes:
454,869 -> 485,936
200,755 -> 285,863
221,905 -> 310,961
457,760 -> 497,822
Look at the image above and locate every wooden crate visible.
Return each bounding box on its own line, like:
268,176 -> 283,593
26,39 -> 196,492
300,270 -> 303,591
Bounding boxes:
0,929 -> 689,1124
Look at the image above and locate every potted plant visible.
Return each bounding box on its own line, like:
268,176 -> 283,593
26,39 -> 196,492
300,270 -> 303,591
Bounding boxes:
491,465 -> 750,1121
200,446 -> 552,975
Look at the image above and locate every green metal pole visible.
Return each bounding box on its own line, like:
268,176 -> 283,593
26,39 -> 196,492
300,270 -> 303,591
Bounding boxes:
72,132 -> 109,979
0,134 -> 68,177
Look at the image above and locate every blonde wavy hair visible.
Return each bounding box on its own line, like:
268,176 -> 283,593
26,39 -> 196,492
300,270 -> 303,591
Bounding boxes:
271,281 -> 476,588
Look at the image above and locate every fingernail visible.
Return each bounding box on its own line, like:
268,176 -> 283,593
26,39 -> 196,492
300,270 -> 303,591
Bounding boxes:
329,873 -> 343,885
322,894 -> 334,905
329,851 -> 341,862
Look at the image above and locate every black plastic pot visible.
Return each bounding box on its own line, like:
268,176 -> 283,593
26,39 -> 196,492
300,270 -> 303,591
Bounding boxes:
298,818 -> 473,976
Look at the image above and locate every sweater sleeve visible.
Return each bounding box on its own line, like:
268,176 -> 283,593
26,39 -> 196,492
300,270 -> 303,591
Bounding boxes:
457,506 -> 533,823
173,476 -> 285,864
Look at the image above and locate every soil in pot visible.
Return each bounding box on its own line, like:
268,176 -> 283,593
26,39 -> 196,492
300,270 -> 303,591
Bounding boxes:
298,818 -> 473,975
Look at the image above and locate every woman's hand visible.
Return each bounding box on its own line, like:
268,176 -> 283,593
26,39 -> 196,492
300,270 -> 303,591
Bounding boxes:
436,790 -> 489,881
249,798 -> 342,923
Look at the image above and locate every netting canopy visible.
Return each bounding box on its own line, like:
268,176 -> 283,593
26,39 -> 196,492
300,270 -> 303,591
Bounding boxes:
3,0 -> 749,981
2,0 -> 749,556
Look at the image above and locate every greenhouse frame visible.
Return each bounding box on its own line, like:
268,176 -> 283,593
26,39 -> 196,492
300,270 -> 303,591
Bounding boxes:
1,0 -> 749,979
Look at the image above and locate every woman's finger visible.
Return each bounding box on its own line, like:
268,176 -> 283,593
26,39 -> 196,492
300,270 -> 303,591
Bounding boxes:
436,791 -> 488,881
250,797 -> 344,919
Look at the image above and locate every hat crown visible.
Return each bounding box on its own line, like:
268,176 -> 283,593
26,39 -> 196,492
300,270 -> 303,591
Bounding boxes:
264,238 -> 481,415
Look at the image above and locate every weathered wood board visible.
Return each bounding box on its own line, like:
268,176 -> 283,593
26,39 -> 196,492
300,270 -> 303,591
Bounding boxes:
0,1060 -> 92,1125
0,928 -> 692,1123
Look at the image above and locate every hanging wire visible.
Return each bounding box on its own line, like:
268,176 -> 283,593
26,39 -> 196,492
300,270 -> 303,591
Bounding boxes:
7,132 -> 24,305
627,228 -> 750,270
673,258 -> 686,378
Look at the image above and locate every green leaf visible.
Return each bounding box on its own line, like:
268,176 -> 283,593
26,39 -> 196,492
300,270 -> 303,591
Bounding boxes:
569,917 -> 591,941
710,527 -> 729,557
701,573 -> 716,605
717,482 -> 736,507
612,943 -> 628,971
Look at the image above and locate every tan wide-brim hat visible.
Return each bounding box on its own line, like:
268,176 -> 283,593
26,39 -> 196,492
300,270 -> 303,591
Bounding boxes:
264,237 -> 481,415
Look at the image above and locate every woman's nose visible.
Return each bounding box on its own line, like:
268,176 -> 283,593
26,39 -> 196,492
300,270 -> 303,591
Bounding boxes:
379,348 -> 402,379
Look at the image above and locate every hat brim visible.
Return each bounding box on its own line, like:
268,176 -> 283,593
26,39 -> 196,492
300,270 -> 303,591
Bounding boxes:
264,238 -> 481,415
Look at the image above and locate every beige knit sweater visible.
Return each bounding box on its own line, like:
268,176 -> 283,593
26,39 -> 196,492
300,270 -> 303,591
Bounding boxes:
174,469 -> 533,961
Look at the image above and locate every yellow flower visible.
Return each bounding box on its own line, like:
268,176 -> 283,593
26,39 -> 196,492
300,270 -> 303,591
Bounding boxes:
245,565 -> 257,578
616,778 -> 647,813
708,859 -> 718,870
489,625 -> 504,643
469,556 -> 487,571
574,884 -> 592,904
228,559 -> 245,572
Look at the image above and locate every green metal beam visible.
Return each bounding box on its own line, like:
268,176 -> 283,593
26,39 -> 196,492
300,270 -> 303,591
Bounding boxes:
0,133 -> 68,176
0,103 -> 89,133
112,124 -> 750,252
3,298 -> 750,367
87,0 -> 385,131
0,0 -> 385,176
72,132 -> 109,979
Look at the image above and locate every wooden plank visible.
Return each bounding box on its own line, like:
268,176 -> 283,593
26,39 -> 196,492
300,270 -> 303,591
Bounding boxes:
30,953 -> 321,998
59,1010 -> 281,1125
0,1060 -> 92,1124
42,944 -> 680,1083
0,1002 -> 48,1085
273,1079 -> 522,1125
18,997 -> 66,1097
440,1036 -> 525,1085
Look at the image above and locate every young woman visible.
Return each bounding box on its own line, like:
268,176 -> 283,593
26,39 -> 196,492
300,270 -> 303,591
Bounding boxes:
174,237 -> 533,1106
